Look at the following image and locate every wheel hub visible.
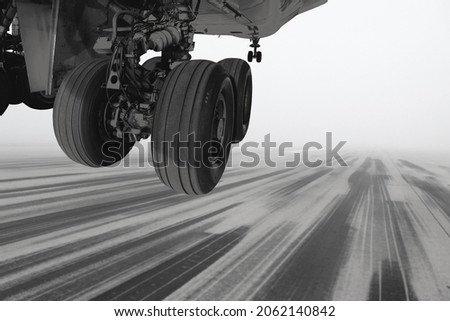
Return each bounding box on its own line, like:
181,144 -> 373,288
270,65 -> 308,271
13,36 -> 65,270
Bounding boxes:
217,119 -> 225,139
213,98 -> 226,142
210,95 -> 227,165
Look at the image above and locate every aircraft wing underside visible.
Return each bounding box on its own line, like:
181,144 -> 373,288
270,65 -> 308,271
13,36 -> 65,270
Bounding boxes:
194,0 -> 328,38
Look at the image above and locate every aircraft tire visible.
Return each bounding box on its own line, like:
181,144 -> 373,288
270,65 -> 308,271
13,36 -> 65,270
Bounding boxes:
152,60 -> 235,195
22,90 -> 54,110
53,58 -> 134,167
20,68 -> 54,110
219,58 -> 253,143
0,69 -> 9,115
2,52 -> 55,110
256,51 -> 262,63
3,52 -> 23,105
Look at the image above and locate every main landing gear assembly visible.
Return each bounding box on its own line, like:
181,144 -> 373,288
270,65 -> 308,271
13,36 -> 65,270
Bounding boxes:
52,1 -> 253,195
247,37 -> 262,63
0,1 -> 54,115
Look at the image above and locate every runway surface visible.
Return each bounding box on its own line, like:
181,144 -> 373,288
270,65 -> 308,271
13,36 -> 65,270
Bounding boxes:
1,148 -> 450,301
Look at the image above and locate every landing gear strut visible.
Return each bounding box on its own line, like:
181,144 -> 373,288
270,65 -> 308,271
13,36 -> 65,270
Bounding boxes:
247,37 -> 262,63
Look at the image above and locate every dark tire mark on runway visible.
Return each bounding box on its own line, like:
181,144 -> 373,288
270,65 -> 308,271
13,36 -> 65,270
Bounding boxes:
404,175 -> 450,219
256,158 -> 418,301
216,168 -> 294,193
255,158 -> 373,300
0,179 -> 161,211
369,259 -> 415,301
93,227 -> 249,301
0,168 -> 294,245
0,189 -> 179,245
273,168 -> 333,198
0,160 -> 72,170
374,159 -> 390,180
368,201 -> 417,301
368,162 -> 416,301
399,160 -> 434,176
0,173 -> 81,184
0,172 -> 156,198
0,204 -> 240,300
0,226 -> 137,276
268,168 -> 334,211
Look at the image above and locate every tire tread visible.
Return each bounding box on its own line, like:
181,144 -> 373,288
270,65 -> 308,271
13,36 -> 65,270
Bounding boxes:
53,59 -> 113,167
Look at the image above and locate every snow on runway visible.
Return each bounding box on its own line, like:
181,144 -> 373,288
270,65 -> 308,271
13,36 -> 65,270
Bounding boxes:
1,150 -> 450,300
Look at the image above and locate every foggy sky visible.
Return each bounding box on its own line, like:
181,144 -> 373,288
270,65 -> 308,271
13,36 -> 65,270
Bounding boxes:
1,0 -> 449,151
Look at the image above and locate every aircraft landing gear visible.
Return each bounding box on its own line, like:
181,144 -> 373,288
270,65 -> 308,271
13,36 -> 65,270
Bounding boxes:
53,59 -> 135,167
52,1 -> 254,195
0,0 -> 55,115
247,37 -> 262,63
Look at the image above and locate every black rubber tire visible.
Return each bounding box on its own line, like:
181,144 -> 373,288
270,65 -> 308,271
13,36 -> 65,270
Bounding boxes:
256,51 -> 262,63
219,58 -> 253,143
53,58 -> 134,167
22,91 -> 54,110
247,51 -> 253,63
21,68 -> 54,110
0,69 -> 9,115
152,60 -> 235,195
2,52 -> 54,109
3,52 -> 24,105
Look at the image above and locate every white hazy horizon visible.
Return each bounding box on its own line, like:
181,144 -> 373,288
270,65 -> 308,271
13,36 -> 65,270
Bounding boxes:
1,0 -> 450,152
